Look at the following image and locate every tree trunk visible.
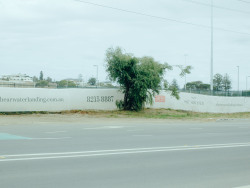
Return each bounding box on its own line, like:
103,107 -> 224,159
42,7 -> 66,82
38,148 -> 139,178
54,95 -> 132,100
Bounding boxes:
123,86 -> 129,110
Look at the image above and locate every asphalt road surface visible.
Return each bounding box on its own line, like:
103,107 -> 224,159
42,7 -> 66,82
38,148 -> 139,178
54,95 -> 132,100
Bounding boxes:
1,117 -> 250,188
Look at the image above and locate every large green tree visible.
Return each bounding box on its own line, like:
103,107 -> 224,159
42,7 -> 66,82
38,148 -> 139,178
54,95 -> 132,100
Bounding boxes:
57,80 -> 76,88
105,47 -> 191,111
186,81 -> 210,90
88,77 -> 97,86
186,81 -> 203,90
213,73 -> 223,91
39,71 -> 44,81
222,73 -> 232,92
171,79 -> 179,90
35,80 -> 49,87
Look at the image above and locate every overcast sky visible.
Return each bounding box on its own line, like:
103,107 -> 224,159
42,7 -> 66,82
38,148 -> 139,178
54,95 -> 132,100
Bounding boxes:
0,0 -> 250,89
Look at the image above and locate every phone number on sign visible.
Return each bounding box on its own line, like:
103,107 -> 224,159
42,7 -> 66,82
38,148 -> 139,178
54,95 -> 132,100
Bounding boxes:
86,96 -> 114,102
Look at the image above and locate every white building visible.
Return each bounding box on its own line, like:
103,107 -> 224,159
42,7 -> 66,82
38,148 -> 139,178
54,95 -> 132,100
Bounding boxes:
1,74 -> 33,83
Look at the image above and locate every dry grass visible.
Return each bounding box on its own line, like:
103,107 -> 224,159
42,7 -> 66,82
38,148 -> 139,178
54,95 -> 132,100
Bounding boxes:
60,108 -> 250,119
1,109 -> 250,120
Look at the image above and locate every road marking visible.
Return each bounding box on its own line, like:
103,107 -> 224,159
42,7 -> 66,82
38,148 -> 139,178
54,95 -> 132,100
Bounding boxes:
1,142 -> 250,162
31,137 -> 71,140
127,130 -> 143,132
205,133 -> 220,135
0,133 -> 30,140
133,135 -> 153,137
83,126 -> 123,130
45,131 -> 67,134
234,185 -> 250,188
238,127 -> 249,129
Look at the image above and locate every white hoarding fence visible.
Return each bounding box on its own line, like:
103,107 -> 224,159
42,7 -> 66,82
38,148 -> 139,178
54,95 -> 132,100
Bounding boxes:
0,88 -> 249,113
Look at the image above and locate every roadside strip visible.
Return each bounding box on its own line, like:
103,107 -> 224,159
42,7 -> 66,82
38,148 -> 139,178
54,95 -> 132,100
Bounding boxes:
1,142 -> 250,162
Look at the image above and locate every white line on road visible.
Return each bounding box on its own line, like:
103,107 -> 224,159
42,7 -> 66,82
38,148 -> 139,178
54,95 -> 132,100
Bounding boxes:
31,137 -> 71,140
83,126 -> 123,130
127,129 -> 143,132
1,142 -> 250,162
45,131 -> 67,134
133,135 -> 153,137
238,127 -> 249,129
234,185 -> 250,188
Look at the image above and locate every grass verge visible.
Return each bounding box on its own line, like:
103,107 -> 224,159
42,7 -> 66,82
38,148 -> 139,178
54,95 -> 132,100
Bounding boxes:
1,108 -> 249,119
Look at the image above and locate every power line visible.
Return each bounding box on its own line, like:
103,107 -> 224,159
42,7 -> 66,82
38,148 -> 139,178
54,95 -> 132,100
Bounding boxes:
74,0 -> 250,36
75,0 -> 210,28
237,0 -> 250,4
181,0 -> 250,14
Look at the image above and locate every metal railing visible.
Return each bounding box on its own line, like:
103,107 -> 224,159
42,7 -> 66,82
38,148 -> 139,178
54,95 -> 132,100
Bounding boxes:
180,89 -> 250,97
0,82 -> 35,88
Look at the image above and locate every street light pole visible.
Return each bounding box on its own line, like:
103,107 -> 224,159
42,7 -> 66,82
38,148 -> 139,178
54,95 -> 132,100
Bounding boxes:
237,66 -> 239,93
94,65 -> 98,87
210,0 -> 214,94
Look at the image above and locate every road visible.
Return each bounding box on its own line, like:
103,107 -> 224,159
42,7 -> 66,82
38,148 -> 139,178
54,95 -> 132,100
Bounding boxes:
0,117 -> 250,188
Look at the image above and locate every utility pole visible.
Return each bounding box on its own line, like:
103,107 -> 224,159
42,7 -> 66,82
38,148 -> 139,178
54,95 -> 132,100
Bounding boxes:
184,54 -> 188,90
210,0 -> 214,94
